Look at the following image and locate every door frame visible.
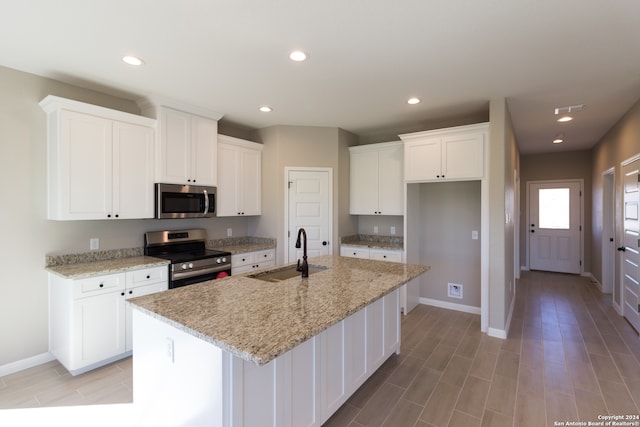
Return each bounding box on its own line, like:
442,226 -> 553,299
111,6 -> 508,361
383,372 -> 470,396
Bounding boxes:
525,179 -> 584,274
283,167 -> 333,263
602,168 -> 616,295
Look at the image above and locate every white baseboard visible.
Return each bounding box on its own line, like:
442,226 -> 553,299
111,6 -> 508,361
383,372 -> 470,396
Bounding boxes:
487,327 -> 507,339
613,300 -> 623,316
0,352 -> 55,377
520,265 -> 530,271
419,298 -> 481,315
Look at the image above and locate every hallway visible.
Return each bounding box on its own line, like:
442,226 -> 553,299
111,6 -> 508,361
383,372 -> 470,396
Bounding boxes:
324,270 -> 640,426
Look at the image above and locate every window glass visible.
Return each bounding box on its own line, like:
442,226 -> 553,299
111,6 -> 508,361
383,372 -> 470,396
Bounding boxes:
539,188 -> 570,229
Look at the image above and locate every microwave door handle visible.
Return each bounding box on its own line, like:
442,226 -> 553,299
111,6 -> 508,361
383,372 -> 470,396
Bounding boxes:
203,189 -> 209,216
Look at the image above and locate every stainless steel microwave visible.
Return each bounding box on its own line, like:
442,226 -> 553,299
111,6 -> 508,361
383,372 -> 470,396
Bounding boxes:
155,183 -> 216,219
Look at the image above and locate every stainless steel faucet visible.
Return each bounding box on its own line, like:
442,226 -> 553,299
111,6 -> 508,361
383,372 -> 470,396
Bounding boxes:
295,228 -> 309,278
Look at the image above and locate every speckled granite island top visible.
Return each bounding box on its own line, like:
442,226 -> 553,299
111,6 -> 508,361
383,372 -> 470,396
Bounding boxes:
47,256 -> 169,279
129,255 -> 428,366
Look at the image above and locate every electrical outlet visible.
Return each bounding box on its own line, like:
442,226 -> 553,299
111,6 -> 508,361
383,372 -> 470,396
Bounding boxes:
390,226 -> 396,235
373,226 -> 379,234
90,238 -> 99,250
227,228 -> 232,237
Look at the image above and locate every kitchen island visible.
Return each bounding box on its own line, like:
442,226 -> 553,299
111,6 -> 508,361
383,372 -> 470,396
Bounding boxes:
129,255 -> 428,427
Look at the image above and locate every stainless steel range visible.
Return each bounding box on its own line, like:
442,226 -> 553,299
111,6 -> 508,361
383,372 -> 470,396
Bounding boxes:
144,229 -> 231,289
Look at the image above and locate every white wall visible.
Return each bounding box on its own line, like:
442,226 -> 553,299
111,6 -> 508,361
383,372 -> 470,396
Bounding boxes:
0,65 -> 255,367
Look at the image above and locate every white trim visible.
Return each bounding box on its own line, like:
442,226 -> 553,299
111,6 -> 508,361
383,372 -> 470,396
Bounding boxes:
283,167 -> 333,263
589,273 -> 604,293
520,265 -> 530,271
487,328 -> 508,339
0,352 -> 55,377
419,298 -> 481,315
613,300 -> 623,316
601,167 -> 616,295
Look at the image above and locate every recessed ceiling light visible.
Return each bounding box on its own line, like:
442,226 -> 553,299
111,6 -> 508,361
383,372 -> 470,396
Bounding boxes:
553,134 -> 564,144
259,106 -> 273,113
557,116 -> 573,123
122,55 -> 144,66
407,97 -> 421,105
289,50 -> 308,62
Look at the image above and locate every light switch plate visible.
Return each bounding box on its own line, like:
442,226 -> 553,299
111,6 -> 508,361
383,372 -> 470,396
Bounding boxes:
471,230 -> 478,240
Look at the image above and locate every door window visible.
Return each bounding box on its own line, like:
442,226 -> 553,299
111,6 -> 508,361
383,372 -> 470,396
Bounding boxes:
539,188 -> 570,229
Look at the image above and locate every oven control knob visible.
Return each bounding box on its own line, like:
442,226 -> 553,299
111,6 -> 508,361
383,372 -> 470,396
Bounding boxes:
188,263 -> 194,269
181,263 -> 188,270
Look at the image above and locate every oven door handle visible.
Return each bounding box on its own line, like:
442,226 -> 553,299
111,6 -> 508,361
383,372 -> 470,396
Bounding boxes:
203,189 -> 209,216
172,265 -> 230,280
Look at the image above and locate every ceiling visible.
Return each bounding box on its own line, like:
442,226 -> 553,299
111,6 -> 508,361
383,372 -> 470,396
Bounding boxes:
2,0 -> 640,154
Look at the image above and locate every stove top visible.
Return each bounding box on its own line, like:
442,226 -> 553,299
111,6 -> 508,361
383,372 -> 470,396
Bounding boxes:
143,229 -> 231,263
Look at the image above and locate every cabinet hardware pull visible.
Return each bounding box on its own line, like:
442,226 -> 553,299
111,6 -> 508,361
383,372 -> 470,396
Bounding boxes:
99,283 -> 104,287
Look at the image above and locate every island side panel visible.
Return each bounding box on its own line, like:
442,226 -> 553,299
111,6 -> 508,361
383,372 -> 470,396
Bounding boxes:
131,309 -> 227,427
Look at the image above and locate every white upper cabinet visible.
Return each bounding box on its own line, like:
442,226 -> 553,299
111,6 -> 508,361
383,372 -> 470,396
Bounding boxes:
400,122 -> 488,183
349,141 -> 403,215
217,135 -> 263,217
40,96 -> 155,220
157,107 -> 218,186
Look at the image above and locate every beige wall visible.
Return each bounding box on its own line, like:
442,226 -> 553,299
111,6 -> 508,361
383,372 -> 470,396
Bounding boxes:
519,150 -> 593,272
251,125 -> 359,263
488,98 -> 519,332
0,65 -> 255,367
415,181 -> 482,307
592,96 -> 640,306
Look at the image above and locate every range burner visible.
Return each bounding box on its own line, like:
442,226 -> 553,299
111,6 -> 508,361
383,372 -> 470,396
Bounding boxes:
144,229 -> 231,289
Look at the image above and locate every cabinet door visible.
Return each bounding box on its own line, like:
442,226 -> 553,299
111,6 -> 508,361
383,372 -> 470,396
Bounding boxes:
349,149 -> 379,214
240,147 -> 262,215
57,110 -> 112,220
112,121 -> 155,219
73,291 -> 126,368
366,298 -> 386,374
377,146 -> 404,215
442,132 -> 484,180
216,142 -> 240,216
125,281 -> 167,351
404,137 -> 442,182
191,116 -> 218,186
321,321 -> 347,423
159,108 -> 191,184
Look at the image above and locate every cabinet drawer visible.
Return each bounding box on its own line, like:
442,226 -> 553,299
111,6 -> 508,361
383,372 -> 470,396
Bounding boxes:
74,273 -> 125,299
340,246 -> 370,259
369,250 -> 403,263
254,250 -> 274,262
232,253 -> 254,268
127,266 -> 168,287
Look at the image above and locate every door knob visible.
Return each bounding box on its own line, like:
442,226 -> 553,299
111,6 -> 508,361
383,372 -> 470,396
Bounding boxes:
617,246 -> 626,252
530,230 -> 535,233
530,224 -> 535,227
322,241 -> 328,246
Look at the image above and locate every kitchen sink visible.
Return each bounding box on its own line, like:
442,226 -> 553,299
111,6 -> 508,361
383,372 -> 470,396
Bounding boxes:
248,264 -> 329,282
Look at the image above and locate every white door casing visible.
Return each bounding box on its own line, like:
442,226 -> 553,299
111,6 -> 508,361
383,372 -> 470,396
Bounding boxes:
528,180 -> 582,274
602,168 -> 616,296
621,157 -> 640,332
285,168 -> 332,263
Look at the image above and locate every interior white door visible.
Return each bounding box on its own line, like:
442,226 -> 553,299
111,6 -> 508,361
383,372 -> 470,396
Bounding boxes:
528,181 -> 582,274
621,159 -> 640,332
287,169 -> 331,263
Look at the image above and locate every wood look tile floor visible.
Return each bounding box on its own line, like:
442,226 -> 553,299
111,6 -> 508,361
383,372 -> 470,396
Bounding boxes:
1,271 -> 639,427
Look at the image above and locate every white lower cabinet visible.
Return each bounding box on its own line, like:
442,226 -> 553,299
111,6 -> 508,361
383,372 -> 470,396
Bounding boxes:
340,245 -> 403,263
49,265 -> 167,375
132,288 -> 400,427
233,288 -> 400,426
231,249 -> 275,275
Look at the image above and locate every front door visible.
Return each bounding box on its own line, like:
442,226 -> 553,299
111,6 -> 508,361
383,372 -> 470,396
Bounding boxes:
621,158 -> 640,332
528,180 -> 582,274
287,169 -> 332,263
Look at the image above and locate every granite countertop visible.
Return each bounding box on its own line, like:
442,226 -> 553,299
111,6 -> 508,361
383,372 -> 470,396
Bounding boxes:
47,256 -> 169,279
208,236 -> 276,255
129,255 -> 428,366
340,234 -> 404,251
